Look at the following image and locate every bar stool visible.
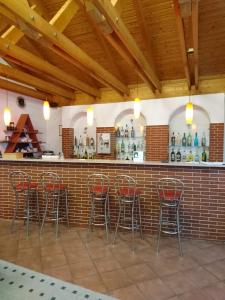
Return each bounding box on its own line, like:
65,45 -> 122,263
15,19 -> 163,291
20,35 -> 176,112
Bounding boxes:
87,173 -> 110,240
156,177 -> 184,256
113,175 -> 143,250
40,172 -> 69,238
9,170 -> 39,237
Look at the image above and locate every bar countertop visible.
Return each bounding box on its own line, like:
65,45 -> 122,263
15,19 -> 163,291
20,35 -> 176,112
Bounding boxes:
0,157 -> 224,167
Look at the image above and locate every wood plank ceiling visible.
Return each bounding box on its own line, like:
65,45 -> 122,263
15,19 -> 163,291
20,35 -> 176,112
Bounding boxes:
0,0 -> 224,106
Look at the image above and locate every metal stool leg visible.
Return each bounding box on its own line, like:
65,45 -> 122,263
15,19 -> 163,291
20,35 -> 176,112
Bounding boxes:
35,189 -> 40,227
55,193 -> 60,239
25,191 -> 30,238
113,202 -> 122,245
104,197 -> 109,241
138,197 -> 143,239
64,190 -> 70,228
131,202 -> 135,251
87,197 -> 95,240
157,205 -> 163,255
177,208 -> 183,256
11,192 -> 19,233
40,192 -> 49,235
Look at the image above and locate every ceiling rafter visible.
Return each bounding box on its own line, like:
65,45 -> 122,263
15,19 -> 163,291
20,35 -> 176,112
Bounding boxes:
75,0 -> 126,83
0,0 -> 129,95
90,0 -> 161,91
132,0 -> 156,73
173,0 -> 191,89
0,37 -> 99,97
192,0 -> 199,88
0,63 -> 74,99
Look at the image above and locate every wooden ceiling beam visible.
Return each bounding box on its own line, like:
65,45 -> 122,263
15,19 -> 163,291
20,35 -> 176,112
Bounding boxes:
49,0 -> 79,32
0,77 -> 52,101
0,0 -> 129,95
0,37 -> 99,97
0,63 -> 75,99
192,0 -> 199,88
173,0 -> 191,89
90,0 -> 161,91
132,0 -> 156,73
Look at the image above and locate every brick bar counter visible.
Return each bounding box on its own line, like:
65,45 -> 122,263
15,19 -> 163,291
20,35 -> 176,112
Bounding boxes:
1,158 -> 225,241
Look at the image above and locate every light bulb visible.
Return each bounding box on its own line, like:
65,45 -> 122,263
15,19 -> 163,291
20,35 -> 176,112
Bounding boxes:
186,102 -> 193,125
43,100 -> 50,120
4,107 -> 11,126
87,106 -> 94,126
134,97 -> 141,119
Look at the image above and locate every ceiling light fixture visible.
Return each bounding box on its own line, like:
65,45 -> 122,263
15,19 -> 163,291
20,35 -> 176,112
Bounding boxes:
186,95 -> 193,125
43,99 -> 50,120
87,106 -> 94,126
3,78 -> 11,126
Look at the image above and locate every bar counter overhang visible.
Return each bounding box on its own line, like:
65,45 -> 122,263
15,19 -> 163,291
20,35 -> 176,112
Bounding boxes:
1,158 -> 225,241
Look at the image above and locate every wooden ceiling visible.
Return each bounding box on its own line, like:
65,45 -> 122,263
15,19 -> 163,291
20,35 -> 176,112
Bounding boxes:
0,0 -> 224,106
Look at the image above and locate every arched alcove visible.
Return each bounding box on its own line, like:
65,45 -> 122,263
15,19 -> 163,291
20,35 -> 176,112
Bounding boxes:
169,104 -> 210,162
114,108 -> 146,160
70,111 -> 96,157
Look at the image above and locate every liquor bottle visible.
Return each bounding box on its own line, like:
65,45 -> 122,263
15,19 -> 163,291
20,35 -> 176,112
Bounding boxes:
176,132 -> 181,146
137,141 -> 140,151
201,132 -> 206,147
171,132 -> 176,146
84,148 -> 88,159
131,126 -> 135,138
116,127 -> 120,138
117,142 -> 121,155
194,132 -> 199,147
120,126 -> 124,138
79,135 -> 83,147
195,151 -> 200,162
86,133 -> 90,146
176,149 -> 181,162
128,142 -> 132,155
202,149 -> 207,162
182,150 -> 187,162
182,133 -> 187,147
74,136 -> 77,148
188,150 -> 194,162
124,124 -> 129,138
132,142 -> 136,151
121,139 -> 125,153
171,149 -> 175,162
90,137 -> 95,147
187,132 -> 192,147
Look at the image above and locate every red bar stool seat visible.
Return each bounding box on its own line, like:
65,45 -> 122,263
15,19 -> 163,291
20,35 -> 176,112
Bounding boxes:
87,174 -> 110,241
113,175 -> 143,250
9,171 -> 40,237
156,177 -> 184,256
40,172 -> 69,238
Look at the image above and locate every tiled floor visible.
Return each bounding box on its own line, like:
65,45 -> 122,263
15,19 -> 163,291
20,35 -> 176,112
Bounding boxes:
0,219 -> 225,300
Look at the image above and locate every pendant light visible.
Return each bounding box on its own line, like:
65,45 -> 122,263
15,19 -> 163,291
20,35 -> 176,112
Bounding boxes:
186,95 -> 193,125
3,80 -> 11,126
43,99 -> 50,120
133,75 -> 141,119
87,106 -> 94,126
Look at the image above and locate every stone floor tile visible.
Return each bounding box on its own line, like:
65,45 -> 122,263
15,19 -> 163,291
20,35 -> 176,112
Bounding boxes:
184,266 -> 219,288
202,281 -> 225,300
74,274 -> 107,293
100,268 -> 133,291
137,278 -> 175,300
111,284 -> 146,300
41,253 -> 67,270
70,258 -> 98,280
124,263 -> 157,283
94,256 -> 121,273
204,259 -> 225,280
43,265 -> 73,283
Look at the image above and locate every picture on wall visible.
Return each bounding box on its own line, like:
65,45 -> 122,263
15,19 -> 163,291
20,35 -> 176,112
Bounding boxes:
97,133 -> 111,154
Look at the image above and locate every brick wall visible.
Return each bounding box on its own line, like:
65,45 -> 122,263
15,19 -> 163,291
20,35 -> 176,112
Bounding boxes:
145,125 -> 169,161
209,123 -> 224,162
62,128 -> 74,158
2,161 -> 225,241
96,127 -> 116,160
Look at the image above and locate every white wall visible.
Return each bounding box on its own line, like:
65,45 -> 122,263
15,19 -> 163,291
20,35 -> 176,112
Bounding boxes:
62,93 -> 224,127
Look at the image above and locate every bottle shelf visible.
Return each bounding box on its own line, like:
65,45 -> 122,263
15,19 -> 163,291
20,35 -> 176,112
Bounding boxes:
169,145 -> 209,149
116,136 -> 144,140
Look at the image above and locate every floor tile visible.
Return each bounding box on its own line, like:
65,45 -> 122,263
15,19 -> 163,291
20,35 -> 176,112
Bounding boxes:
41,253 -> 67,270
94,256 -> 121,273
100,268 -> 133,291
74,274 -> 107,293
137,278 -> 175,300
70,258 -> 98,280
124,263 -> 156,282
111,284 -> 146,300
43,265 -> 73,282
184,266 -> 219,288
204,258 -> 225,280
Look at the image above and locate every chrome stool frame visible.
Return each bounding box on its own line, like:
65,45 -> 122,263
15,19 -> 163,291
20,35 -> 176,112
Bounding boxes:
87,173 -> 110,241
9,170 -> 40,238
40,172 -> 69,238
156,177 -> 184,256
113,175 -> 143,250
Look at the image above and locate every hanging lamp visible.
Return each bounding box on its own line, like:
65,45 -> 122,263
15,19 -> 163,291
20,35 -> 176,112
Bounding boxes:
43,99 -> 50,120
87,106 -> 94,126
133,75 -> 141,119
186,95 -> 193,125
3,81 -> 11,126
